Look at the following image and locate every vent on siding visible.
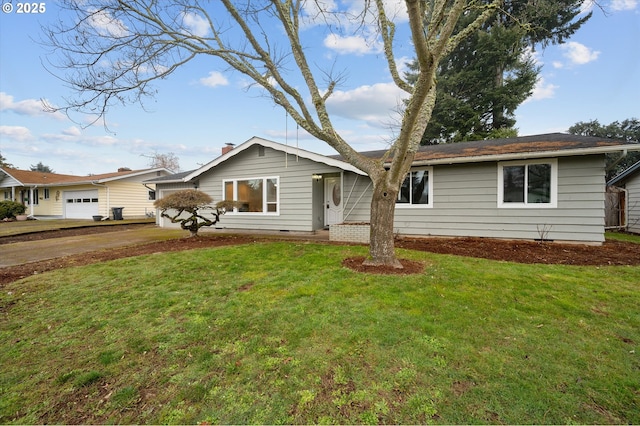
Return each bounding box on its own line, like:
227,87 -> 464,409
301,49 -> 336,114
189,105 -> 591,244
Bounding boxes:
258,146 -> 265,157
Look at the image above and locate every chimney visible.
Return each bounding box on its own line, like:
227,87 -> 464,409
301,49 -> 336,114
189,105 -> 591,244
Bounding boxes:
118,167 -> 132,172
222,143 -> 235,155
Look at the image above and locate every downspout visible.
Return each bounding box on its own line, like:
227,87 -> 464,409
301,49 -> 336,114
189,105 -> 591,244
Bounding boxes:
143,183 -> 156,218
91,182 -> 109,218
606,148 -> 628,175
604,148 -> 629,231
29,185 -> 38,217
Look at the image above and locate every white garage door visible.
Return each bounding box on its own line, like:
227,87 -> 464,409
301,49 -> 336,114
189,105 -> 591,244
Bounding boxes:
64,190 -> 99,219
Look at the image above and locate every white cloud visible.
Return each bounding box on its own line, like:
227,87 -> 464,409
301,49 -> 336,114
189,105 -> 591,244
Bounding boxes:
87,8 -> 129,38
0,92 -> 65,120
526,77 -> 558,102
41,130 -> 119,147
326,82 -> 409,125
560,41 -> 600,65
199,71 -> 229,88
611,0 -> 637,11
181,12 -> 210,37
324,33 -> 382,55
0,125 -> 34,142
61,126 -> 82,137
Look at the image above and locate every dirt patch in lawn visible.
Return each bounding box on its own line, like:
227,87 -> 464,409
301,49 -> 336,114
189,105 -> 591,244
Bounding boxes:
1,227 -> 639,285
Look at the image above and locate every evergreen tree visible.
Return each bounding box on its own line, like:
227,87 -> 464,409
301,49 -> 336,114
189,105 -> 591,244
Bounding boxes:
30,162 -> 55,173
408,0 -> 592,144
0,151 -> 12,168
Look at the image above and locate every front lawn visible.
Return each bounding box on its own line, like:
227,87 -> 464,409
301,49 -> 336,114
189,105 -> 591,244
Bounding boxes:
1,242 -> 638,424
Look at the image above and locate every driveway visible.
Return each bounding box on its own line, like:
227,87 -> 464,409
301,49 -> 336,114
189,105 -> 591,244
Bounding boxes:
0,226 -> 184,268
0,220 -> 329,268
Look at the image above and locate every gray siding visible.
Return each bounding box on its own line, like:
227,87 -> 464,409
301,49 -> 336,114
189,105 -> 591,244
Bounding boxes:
345,155 -> 607,243
156,150 -> 609,243
626,173 -> 640,234
157,183 -> 195,227
197,145 -> 344,232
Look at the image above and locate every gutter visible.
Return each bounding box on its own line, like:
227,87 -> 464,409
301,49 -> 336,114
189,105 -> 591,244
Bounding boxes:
409,144 -> 640,167
605,148 -> 628,175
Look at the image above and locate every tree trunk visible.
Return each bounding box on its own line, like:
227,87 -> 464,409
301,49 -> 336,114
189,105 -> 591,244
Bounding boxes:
364,181 -> 402,268
492,63 -> 505,130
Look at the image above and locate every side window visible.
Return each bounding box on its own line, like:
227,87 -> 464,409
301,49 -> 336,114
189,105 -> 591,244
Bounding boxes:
498,160 -> 557,208
396,168 -> 432,208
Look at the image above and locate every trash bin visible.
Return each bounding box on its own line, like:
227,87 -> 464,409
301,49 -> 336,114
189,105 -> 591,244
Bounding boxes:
112,207 -> 124,220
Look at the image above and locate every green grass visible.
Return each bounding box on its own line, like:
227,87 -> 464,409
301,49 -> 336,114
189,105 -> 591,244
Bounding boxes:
606,230 -> 640,244
1,242 -> 639,424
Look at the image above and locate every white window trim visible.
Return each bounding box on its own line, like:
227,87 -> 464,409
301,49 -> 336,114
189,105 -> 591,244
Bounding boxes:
223,176 -> 280,215
396,167 -> 434,209
498,159 -> 558,208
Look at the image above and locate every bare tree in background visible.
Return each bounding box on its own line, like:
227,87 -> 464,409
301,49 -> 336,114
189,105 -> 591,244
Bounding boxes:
43,0 -> 501,267
143,152 -> 180,172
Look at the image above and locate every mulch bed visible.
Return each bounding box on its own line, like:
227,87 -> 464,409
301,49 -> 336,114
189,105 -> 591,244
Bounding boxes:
1,226 -> 639,284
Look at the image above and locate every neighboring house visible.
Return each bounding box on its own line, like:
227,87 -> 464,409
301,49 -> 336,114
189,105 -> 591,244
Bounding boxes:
607,160 -> 640,234
148,134 -> 640,244
0,167 -> 171,219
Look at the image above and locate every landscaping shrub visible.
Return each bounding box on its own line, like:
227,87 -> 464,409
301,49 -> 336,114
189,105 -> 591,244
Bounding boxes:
0,200 -> 26,219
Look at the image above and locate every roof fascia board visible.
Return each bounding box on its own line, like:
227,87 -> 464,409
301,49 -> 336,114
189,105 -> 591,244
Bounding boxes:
183,136 -> 366,182
143,178 -> 189,184
95,168 -> 171,183
0,169 -> 23,186
608,159 -> 640,186
410,144 -> 640,167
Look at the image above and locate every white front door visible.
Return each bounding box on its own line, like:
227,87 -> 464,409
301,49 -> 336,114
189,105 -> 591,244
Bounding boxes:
324,177 -> 343,226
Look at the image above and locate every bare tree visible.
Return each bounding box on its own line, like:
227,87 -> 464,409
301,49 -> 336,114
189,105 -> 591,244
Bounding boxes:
143,152 -> 180,172
43,0 -> 500,267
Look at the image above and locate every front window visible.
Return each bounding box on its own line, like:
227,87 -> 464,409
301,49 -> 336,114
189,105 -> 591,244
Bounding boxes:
397,169 -> 432,207
499,160 -> 557,208
224,177 -> 279,214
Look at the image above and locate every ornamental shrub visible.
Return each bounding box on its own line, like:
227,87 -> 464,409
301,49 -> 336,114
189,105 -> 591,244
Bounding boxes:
0,200 -> 27,220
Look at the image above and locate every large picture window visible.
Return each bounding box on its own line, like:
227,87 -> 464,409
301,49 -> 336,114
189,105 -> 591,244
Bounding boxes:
396,168 -> 432,208
498,160 -> 557,208
223,177 -> 279,214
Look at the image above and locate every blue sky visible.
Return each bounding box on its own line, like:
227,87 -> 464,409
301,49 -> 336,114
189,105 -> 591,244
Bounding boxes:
1,1 -> 638,176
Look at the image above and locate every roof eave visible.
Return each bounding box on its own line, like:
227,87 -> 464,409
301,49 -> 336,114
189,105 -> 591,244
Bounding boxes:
607,159 -> 640,186
94,168 -> 171,183
183,136 -> 366,182
409,144 -> 640,167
